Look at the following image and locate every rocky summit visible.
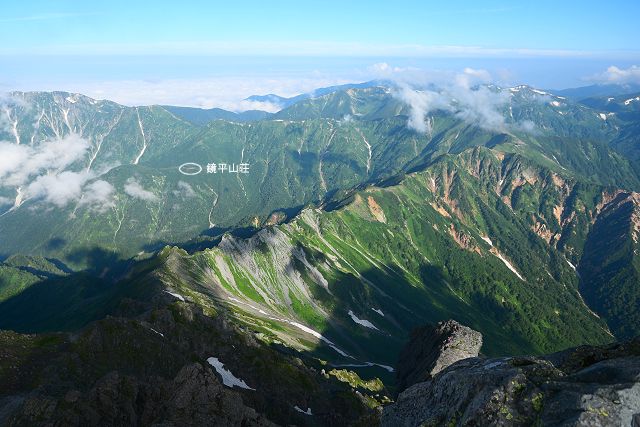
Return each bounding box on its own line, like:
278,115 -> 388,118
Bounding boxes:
383,322 -> 640,427
395,320 -> 483,393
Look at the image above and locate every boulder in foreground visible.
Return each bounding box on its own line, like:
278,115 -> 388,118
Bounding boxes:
385,321 -> 640,426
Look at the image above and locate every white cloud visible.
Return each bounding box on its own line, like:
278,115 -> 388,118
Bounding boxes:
173,181 -> 196,198
370,62 -> 452,86
0,133 -> 89,187
339,114 -> 353,125
26,170 -> 89,207
450,85 -> 509,132
369,62 -> 417,77
0,142 -> 30,181
0,94 -> 29,137
514,120 -> 537,133
51,76 -> 353,111
589,65 -> 640,85
455,67 -> 492,88
388,66 -> 510,133
0,132 -> 116,211
124,178 -> 159,202
23,171 -> 114,211
394,86 -> 447,133
79,180 -> 116,212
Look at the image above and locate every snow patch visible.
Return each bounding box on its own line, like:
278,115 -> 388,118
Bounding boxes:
371,308 -> 384,317
491,251 -> 525,281
348,310 -> 379,330
294,406 -> 313,415
228,296 -> 268,316
624,96 -> 640,106
149,327 -> 164,338
224,295 -> 355,358
332,362 -> 394,372
356,128 -> 372,174
598,113 -> 607,120
549,101 -> 561,107
483,360 -> 506,370
480,235 -> 493,246
207,357 -> 255,390
286,320 -> 354,358
164,291 -> 185,302
133,108 -> 147,165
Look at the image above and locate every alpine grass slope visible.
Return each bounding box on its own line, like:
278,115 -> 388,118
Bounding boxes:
1,81 -> 640,424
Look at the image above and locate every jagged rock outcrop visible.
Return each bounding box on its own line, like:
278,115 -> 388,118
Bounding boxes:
8,364 -> 277,427
0,297 -> 376,427
396,320 -> 483,393
383,322 -> 640,426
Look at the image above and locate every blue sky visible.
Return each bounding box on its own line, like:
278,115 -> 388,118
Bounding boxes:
1,1 -> 639,107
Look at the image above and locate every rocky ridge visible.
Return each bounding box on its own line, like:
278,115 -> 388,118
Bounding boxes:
383,322 -> 640,426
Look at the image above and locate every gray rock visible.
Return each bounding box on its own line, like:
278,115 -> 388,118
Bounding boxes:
396,320 -> 483,393
383,325 -> 640,427
7,365 -> 278,427
0,304 -> 376,426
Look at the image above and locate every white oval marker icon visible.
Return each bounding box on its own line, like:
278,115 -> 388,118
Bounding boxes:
179,162 -> 203,175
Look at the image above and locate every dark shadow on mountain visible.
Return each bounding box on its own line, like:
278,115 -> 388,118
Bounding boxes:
0,239 -> 186,333
44,257 -> 74,274
321,175 -> 405,212
65,246 -> 132,281
321,153 -> 364,172
403,152 -> 447,176
322,194 -> 353,212
271,204 -> 305,221
44,237 -> 67,251
374,173 -> 407,188
0,225 -> 555,404
486,133 -> 510,148
141,240 -> 178,253
2,255 -> 73,278
294,151 -> 318,171
229,226 -> 261,238
0,243 -> 166,334
0,269 -> 115,334
166,204 -> 307,254
199,225 -> 231,238
319,188 -> 344,209
251,242 -> 535,391
9,265 -> 62,280
0,253 -> 379,426
177,225 -> 261,253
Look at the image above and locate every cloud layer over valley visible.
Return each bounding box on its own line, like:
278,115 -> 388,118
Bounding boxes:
378,65 -> 513,134
0,132 -> 116,212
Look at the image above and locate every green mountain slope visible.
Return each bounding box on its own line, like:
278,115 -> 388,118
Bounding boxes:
3,85 -> 640,268
0,146 -> 617,362
2,83 -> 640,348
163,105 -> 272,125
578,191 -> 640,339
